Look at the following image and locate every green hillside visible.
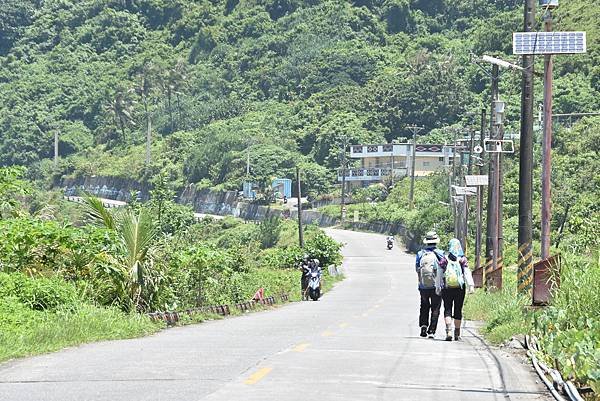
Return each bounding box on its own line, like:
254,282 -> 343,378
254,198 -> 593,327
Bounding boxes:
2,0 -> 597,193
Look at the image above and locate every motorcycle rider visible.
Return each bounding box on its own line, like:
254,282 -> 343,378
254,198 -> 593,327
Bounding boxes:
299,254 -> 312,301
299,255 -> 322,300
386,235 -> 395,249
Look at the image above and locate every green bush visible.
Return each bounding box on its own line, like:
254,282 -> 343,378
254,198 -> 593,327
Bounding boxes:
0,272 -> 81,311
258,215 -> 282,249
533,256 -> 600,392
0,217 -> 114,279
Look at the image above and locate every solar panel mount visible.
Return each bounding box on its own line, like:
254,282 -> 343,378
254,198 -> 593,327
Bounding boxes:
513,31 -> 586,55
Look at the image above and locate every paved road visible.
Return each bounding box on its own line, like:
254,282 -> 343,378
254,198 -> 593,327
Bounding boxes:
0,229 -> 550,401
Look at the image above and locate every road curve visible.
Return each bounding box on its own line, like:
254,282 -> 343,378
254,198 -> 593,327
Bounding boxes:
0,229 -> 550,401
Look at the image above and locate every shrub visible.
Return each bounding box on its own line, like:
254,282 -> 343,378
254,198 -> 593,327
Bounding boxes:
258,215 -> 282,249
0,272 -> 81,311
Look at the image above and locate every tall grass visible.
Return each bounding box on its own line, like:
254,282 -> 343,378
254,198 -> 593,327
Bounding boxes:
464,254 -> 600,394
463,266 -> 532,344
0,299 -> 161,362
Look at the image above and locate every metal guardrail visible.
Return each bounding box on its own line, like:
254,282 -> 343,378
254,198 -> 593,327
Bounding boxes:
147,294 -> 291,325
525,335 -> 587,401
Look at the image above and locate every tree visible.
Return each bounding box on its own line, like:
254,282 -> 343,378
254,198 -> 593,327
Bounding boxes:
82,195 -> 159,311
103,86 -> 137,144
0,166 -> 30,219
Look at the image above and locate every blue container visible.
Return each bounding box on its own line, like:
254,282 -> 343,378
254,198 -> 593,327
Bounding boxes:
272,178 -> 292,199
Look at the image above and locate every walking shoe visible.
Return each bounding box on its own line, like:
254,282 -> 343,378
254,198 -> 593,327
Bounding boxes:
427,328 -> 435,339
420,326 -> 427,337
445,329 -> 453,341
454,328 -> 461,341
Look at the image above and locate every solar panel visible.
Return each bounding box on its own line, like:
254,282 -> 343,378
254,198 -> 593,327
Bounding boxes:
465,175 -> 489,186
513,32 -> 586,55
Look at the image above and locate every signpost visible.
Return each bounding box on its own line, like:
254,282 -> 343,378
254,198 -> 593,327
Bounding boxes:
452,185 -> 477,256
465,175 -> 489,288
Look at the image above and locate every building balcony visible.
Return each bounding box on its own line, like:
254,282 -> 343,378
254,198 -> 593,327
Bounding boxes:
337,168 -> 408,182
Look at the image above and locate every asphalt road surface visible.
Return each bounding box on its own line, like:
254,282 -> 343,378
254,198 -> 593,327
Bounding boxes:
0,229 -> 550,401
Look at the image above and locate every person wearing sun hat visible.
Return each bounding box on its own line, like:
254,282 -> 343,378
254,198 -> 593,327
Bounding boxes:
437,238 -> 474,341
415,231 -> 446,338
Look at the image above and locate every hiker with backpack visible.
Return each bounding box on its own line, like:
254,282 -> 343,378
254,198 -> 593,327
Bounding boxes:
437,238 -> 475,341
415,231 -> 446,338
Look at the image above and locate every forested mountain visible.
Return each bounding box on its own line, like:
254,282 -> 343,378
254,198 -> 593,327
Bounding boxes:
0,0 -> 598,195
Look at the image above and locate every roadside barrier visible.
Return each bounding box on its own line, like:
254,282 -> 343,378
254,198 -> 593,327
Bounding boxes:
525,335 -> 586,401
147,293 -> 291,326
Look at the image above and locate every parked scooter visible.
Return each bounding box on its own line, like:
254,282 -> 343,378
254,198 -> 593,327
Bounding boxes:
386,236 -> 394,250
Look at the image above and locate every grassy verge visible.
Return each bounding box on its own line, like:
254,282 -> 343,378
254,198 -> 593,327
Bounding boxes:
0,299 -> 162,363
463,255 -> 600,395
463,266 -> 532,344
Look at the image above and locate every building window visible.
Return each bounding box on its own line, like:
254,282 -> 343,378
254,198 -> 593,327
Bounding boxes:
439,157 -> 444,161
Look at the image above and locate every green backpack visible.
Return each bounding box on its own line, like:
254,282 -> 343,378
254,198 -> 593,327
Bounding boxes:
445,259 -> 465,288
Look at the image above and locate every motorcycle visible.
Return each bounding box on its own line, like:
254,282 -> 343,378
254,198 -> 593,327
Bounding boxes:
303,263 -> 322,301
387,239 -> 394,250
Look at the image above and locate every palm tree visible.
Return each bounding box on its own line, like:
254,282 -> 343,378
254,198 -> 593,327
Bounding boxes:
83,194 -> 158,311
104,87 -> 136,143
159,58 -> 188,133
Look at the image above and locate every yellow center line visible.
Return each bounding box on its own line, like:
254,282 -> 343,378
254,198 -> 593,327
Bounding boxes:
338,322 -> 349,329
292,342 -> 310,352
322,330 -> 334,337
244,367 -> 273,385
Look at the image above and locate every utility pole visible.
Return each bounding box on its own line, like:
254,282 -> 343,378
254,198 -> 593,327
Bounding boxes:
340,136 -> 348,225
480,108 -> 486,176
246,151 -> 250,177
296,166 -> 304,248
518,0 -> 536,294
485,64 -> 501,290
145,114 -> 151,164
541,10 -> 554,259
407,125 -> 424,209
54,131 -> 59,168
468,128 -> 475,175
452,128 -> 459,237
474,108 -> 486,283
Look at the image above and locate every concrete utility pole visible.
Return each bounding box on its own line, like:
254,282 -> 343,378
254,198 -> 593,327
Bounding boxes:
468,128 -> 475,175
480,108 -> 486,176
474,108 -> 487,284
452,129 -> 459,237
518,0 -> 536,294
54,131 -> 59,168
485,64 -> 502,290
145,116 -> 151,164
541,10 -> 554,260
407,125 -> 424,209
296,166 -> 304,248
340,136 -> 348,225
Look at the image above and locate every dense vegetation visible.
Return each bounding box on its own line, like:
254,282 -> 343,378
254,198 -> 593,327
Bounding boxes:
1,0 -> 599,394
0,166 -> 342,361
1,0 -> 597,195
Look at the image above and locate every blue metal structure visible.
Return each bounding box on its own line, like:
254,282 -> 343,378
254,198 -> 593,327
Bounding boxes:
272,178 -> 292,199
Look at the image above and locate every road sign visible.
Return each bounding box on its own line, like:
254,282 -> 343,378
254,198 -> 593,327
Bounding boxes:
513,32 -> 586,55
484,139 -> 515,154
465,175 -> 489,186
452,185 -> 477,196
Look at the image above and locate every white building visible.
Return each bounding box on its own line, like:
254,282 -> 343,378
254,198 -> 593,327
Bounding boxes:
338,143 -> 455,185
